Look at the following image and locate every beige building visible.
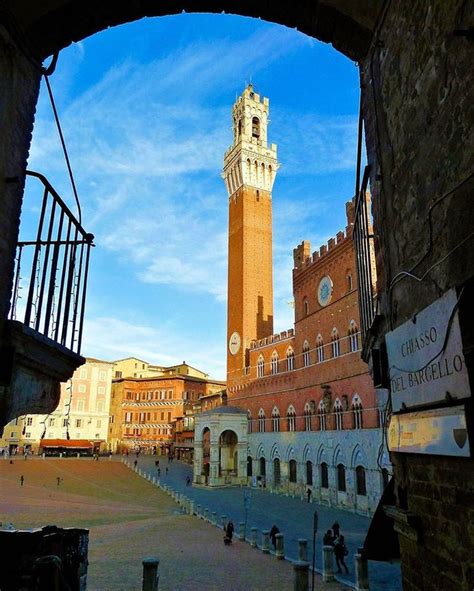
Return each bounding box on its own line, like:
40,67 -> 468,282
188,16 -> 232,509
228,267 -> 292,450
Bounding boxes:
112,357 -> 209,380
0,358 -> 113,454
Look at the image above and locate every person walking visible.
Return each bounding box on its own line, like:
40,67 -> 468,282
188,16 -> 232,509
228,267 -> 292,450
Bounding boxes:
165,467 -> 168,475
306,488 -> 312,503
269,525 -> 280,549
186,476 -> 191,486
225,521 -> 234,544
56,476 -> 62,486
20,475 -> 24,487
332,521 -> 340,537
134,459 -> 138,468
333,534 -> 349,574
157,467 -> 161,477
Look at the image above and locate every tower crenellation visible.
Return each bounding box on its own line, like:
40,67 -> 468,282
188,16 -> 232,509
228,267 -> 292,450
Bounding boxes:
223,84 -> 279,197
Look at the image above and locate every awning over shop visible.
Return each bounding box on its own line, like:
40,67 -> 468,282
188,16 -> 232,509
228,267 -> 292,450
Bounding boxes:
40,439 -> 94,449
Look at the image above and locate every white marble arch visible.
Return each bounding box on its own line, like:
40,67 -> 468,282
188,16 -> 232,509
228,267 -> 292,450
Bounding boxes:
193,406 -> 248,487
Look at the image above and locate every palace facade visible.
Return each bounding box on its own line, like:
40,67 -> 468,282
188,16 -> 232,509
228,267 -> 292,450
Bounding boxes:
219,85 -> 390,513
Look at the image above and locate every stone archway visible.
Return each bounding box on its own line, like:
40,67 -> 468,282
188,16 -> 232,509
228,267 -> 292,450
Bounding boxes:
219,429 -> 238,478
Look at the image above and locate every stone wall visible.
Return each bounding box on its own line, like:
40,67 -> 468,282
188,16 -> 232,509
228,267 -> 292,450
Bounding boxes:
360,2 -> 474,589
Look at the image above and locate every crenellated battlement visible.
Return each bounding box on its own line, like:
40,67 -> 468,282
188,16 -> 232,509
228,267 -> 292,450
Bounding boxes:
293,197 -> 357,273
249,328 -> 294,350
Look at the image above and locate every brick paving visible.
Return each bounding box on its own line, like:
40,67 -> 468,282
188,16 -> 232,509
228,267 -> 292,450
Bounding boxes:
0,458 -> 349,590
134,456 -> 402,591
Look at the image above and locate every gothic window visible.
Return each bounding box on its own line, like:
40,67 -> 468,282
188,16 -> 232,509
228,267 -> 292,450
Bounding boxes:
316,334 -> 324,363
349,320 -> 359,352
303,341 -> 311,367
334,399 -> 344,430
287,405 -> 296,432
247,456 -> 253,477
304,402 -> 312,431
289,459 -> 297,483
252,117 -> 260,138
247,410 -> 252,434
318,400 -> 327,431
274,458 -> 281,486
286,347 -> 295,371
258,409 -> 266,432
260,457 -> 266,476
321,462 -> 329,488
337,464 -> 346,492
257,355 -> 265,378
272,407 -> 280,432
356,466 -> 367,496
331,328 -> 341,357
238,120 -> 242,137
271,351 -> 279,375
352,396 -> 363,429
306,461 -> 313,486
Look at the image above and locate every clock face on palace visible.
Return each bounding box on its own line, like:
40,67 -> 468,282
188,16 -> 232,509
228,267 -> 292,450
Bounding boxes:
318,275 -> 333,307
229,331 -> 241,355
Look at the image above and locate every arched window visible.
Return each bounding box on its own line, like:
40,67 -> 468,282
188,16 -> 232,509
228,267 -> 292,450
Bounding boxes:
271,351 -> 279,375
289,459 -> 297,483
286,347 -> 295,371
337,464 -> 346,492
272,407 -> 280,432
252,117 -> 260,138
257,355 -> 265,378
303,298 -> 309,316
356,465 -> 367,496
304,402 -> 312,431
287,405 -> 296,432
258,408 -> 265,433
349,320 -> 359,352
320,462 -> 329,489
247,456 -> 253,477
334,399 -> 344,430
247,410 -> 253,434
306,461 -> 313,486
331,328 -> 341,358
273,458 -> 281,486
318,400 -> 327,431
352,396 -> 363,429
303,341 -> 311,367
316,334 -> 324,363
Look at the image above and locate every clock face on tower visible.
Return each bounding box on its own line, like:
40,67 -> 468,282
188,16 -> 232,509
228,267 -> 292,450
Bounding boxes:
229,331 -> 241,355
317,275 -> 333,307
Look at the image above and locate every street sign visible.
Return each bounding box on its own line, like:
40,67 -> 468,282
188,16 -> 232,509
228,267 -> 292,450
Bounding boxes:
386,289 -> 470,411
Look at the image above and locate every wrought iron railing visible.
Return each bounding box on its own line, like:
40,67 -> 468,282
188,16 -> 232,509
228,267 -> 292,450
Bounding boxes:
353,164 -> 376,344
9,170 -> 94,354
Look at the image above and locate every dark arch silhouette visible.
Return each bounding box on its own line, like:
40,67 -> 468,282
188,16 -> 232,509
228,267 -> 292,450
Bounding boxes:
9,2 -> 380,62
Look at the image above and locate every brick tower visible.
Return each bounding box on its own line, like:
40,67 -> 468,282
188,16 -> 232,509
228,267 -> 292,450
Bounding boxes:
223,85 -> 279,387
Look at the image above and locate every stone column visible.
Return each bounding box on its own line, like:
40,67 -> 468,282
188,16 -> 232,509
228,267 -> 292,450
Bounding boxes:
189,500 -> 195,515
322,545 -> 335,582
239,522 -> 245,540
355,549 -> 369,590
275,533 -> 284,560
251,527 -> 258,547
212,511 -> 217,524
262,530 -> 270,553
142,557 -> 159,591
204,508 -> 209,521
193,442 -> 203,484
237,441 -> 247,481
196,504 -> 201,516
298,539 -> 308,561
293,561 -> 309,591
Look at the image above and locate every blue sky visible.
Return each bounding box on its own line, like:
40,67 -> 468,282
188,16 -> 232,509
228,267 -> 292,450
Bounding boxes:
24,14 -> 360,379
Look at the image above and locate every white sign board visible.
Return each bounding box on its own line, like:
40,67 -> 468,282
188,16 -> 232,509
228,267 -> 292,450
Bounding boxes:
386,288 -> 470,411
388,405 -> 470,457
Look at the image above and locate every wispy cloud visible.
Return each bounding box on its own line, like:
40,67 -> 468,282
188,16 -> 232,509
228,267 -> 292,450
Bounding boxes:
83,315 -> 226,379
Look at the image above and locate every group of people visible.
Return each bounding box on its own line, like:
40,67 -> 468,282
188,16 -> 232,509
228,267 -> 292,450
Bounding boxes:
323,521 -> 349,574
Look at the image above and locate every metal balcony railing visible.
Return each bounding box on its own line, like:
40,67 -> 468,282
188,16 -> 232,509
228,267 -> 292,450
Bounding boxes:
353,165 -> 376,345
9,171 -> 94,354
